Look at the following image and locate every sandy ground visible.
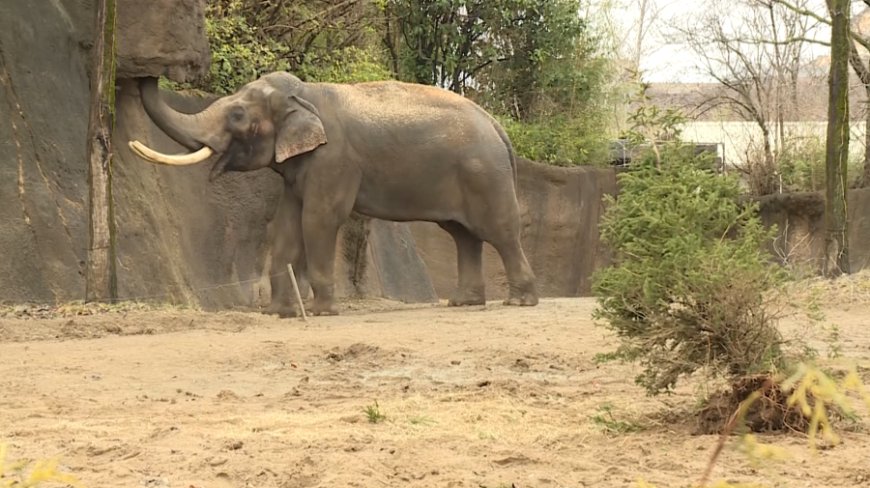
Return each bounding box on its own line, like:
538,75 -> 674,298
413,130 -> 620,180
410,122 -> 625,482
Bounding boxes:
1,296 -> 869,488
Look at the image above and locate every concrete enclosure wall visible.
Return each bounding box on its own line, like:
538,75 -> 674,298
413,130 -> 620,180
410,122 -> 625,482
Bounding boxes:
411,159 -> 617,300
8,1 -> 865,308
0,1 -> 615,307
759,189 -> 870,272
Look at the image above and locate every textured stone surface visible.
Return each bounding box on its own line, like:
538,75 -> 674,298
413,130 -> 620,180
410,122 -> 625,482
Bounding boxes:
367,220 -> 438,303
116,0 -> 210,81
759,188 -> 870,271
113,80 -> 282,308
0,0 -> 93,302
411,159 -> 618,299
0,1 -> 431,307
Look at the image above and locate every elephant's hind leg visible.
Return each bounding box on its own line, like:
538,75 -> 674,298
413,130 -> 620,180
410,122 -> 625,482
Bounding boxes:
469,202 -> 538,307
439,221 -> 486,306
492,237 -> 538,306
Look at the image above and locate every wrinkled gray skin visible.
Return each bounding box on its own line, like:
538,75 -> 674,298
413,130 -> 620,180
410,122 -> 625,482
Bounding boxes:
136,73 -> 538,316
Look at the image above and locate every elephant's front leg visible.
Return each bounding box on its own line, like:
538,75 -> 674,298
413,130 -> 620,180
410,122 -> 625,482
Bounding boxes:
300,163 -> 361,316
265,190 -> 308,318
301,208 -> 346,316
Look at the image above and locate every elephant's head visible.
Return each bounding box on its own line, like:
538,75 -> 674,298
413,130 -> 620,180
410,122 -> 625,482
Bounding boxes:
129,72 -> 327,180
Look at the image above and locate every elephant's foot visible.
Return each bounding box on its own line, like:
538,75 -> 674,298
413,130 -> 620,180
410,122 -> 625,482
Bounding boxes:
309,299 -> 339,316
447,288 -> 486,307
262,302 -> 300,318
504,285 -> 539,307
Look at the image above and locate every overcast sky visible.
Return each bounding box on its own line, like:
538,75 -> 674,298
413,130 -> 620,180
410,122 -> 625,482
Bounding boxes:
604,0 -> 836,83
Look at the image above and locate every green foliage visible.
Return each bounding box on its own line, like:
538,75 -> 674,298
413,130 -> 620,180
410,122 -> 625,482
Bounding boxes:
478,0 -> 605,120
363,400 -> 386,423
383,0 -> 615,165
777,137 -> 863,192
589,403 -> 643,434
501,116 -> 610,166
195,0 -> 392,94
592,143 -> 786,395
198,0 -> 292,94
297,47 -> 393,84
622,95 -> 686,145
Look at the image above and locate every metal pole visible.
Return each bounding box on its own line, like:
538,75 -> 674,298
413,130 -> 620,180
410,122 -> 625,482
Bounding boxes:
287,263 -> 307,321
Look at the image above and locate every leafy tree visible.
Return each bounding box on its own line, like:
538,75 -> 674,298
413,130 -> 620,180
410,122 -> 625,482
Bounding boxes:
195,0 -> 392,94
379,0 -> 497,91
193,0 -> 616,165
677,0 -> 821,195
593,104 -> 786,394
769,0 -> 870,188
383,0 -> 608,116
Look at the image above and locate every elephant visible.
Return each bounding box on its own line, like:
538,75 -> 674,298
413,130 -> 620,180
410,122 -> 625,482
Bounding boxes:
129,73 -> 539,316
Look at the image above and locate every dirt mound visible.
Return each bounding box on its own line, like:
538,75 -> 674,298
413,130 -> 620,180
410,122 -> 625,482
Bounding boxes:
695,375 -> 809,435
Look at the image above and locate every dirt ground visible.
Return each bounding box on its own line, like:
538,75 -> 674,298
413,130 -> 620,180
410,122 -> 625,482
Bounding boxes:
1,292 -> 869,488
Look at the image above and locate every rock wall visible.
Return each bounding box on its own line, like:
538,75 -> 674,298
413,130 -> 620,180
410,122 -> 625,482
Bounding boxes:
0,0 -> 94,302
7,0 -> 869,309
759,188 -> 870,272
116,0 -> 210,82
411,159 -> 617,299
0,0 -> 438,307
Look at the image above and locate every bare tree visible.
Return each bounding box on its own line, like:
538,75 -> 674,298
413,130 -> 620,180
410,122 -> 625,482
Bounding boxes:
594,0 -> 674,79
85,0 -> 117,302
825,0 -> 851,275
769,0 -> 870,187
677,0 -> 821,194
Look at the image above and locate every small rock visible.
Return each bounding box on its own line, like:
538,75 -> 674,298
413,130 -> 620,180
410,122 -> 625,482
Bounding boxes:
513,358 -> 530,370
207,457 -> 228,467
216,390 -> 240,401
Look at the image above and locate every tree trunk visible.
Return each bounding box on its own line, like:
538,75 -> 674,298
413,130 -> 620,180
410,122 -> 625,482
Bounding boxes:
865,83 -> 870,187
85,0 -> 118,302
824,0 -> 850,277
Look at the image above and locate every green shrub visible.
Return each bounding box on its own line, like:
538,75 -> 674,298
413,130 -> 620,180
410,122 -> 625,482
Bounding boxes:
778,137 -> 863,192
198,0 -> 292,94
500,116 -> 611,166
194,1 -> 393,95
592,145 -> 787,395
297,46 -> 393,84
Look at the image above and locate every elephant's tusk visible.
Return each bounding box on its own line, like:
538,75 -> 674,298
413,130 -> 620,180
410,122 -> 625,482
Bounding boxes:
128,140 -> 214,166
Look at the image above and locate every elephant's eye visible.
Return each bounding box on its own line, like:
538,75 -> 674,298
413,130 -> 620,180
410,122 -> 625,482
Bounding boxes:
228,108 -> 245,123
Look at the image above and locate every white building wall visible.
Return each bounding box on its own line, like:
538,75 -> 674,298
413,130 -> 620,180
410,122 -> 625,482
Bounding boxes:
679,121 -> 866,168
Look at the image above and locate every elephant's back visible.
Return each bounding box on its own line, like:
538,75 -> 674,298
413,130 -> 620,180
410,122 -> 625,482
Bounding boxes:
331,81 -> 478,125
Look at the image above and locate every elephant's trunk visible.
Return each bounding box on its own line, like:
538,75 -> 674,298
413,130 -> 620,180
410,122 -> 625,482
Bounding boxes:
138,77 -> 217,151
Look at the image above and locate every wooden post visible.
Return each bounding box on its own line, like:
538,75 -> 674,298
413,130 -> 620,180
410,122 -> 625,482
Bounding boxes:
85,0 -> 118,302
824,0 -> 851,277
287,264 -> 308,321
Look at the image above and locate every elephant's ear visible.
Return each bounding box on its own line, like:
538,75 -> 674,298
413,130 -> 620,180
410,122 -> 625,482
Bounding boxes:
275,95 -> 327,163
